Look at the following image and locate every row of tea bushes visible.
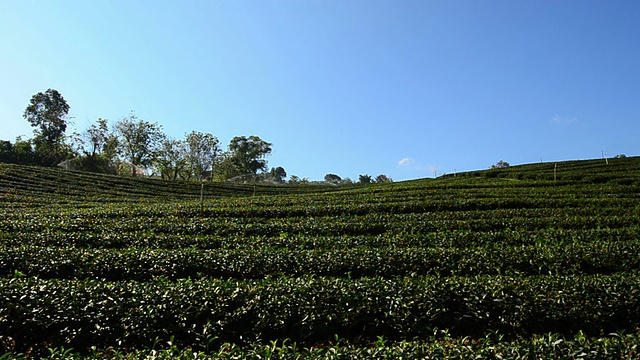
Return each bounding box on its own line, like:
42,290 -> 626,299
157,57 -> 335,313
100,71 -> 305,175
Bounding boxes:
1,242 -> 639,280
4,331 -> 640,359
2,275 -> 639,354
0,163 -> 335,204
3,226 -> 640,250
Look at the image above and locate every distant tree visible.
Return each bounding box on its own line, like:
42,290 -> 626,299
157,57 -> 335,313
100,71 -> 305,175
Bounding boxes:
185,131 -> 220,181
491,160 -> 510,169
210,151 -> 243,181
358,174 -> 373,184
288,175 -> 301,184
375,174 -> 393,183
269,166 -> 287,183
0,141 -> 13,163
228,136 -> 272,175
154,137 -> 188,180
114,114 -> 164,176
23,89 -> 71,165
324,173 -> 342,183
12,138 -> 36,165
80,118 -> 110,157
614,154 -> 627,159
341,177 -> 353,184
76,118 -> 119,173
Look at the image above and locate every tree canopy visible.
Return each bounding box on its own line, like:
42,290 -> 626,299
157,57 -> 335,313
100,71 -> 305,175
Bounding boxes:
23,89 -> 71,165
324,174 -> 342,183
185,131 -> 220,180
228,136 -> 272,175
23,89 -> 70,146
3,90 -> 391,184
114,114 -> 164,176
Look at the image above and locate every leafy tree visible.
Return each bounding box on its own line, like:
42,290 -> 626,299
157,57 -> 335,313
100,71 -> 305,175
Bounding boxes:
0,141 -> 13,163
324,174 -> 342,183
288,175 -> 301,184
0,137 -> 37,165
12,138 -> 36,165
80,118 -> 111,157
491,160 -> 510,169
185,131 -> 220,181
358,174 -> 373,184
268,166 -> 287,183
210,151 -> 240,181
114,114 -> 164,176
23,89 -> 71,165
375,174 -> 392,183
76,118 -> 119,173
228,136 -> 272,175
154,137 -> 188,180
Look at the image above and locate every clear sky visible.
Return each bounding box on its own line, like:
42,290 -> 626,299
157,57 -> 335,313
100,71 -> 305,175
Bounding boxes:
1,1 -> 639,181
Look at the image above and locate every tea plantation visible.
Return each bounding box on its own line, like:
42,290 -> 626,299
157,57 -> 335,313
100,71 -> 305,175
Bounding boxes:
1,158 -> 640,359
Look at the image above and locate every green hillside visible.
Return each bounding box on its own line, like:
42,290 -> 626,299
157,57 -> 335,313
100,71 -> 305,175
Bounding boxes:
1,157 -> 640,358
0,163 -> 339,204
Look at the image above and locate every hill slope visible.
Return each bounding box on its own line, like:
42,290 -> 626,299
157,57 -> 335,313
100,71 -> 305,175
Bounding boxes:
0,163 -> 340,204
3,156 -> 639,202
1,157 -> 640,358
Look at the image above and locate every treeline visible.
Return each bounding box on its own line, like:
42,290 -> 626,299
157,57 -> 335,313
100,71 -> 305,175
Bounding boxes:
1,89 -> 280,182
1,89 -> 391,184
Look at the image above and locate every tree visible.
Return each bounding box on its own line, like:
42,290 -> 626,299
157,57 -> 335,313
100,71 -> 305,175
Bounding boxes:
0,137 -> 37,165
154,137 -> 187,180
324,174 -> 342,184
185,131 -> 220,180
491,160 -> 510,169
268,166 -> 287,183
23,89 -> 71,165
80,118 -> 111,157
228,136 -> 272,175
210,151 -> 240,181
375,174 -> 393,183
0,141 -> 13,163
76,118 -> 119,173
12,138 -> 36,165
114,114 -> 164,176
359,174 -> 373,184
288,175 -> 301,184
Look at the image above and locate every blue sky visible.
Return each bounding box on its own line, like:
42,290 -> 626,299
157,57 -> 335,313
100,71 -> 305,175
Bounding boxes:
1,1 -> 639,181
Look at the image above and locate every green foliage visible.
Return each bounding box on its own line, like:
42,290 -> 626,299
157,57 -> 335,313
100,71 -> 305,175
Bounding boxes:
22,89 -> 72,166
267,166 -> 287,183
358,174 -> 372,184
374,174 -> 392,183
2,275 -> 640,355
324,173 -> 342,183
2,156 -> 640,357
114,113 -> 164,176
74,118 -> 119,174
3,332 -> 640,359
227,136 -> 272,175
23,89 -> 70,147
155,137 -> 188,180
185,131 -> 220,181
